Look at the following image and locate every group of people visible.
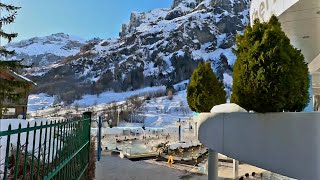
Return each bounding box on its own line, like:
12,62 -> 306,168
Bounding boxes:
239,172 -> 263,180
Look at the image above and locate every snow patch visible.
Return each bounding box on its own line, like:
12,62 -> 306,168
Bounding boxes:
210,103 -> 247,113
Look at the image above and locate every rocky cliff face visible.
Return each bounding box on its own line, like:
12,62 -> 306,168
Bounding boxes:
23,0 -> 250,104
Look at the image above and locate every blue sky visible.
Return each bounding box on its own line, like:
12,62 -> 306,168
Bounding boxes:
2,0 -> 173,42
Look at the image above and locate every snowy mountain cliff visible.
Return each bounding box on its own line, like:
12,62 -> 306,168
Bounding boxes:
10,0 -> 251,104
6,33 -> 86,66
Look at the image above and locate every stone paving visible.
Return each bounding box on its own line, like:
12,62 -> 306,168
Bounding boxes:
95,154 -> 292,180
95,155 -> 211,180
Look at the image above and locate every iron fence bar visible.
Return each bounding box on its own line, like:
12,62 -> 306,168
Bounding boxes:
71,122 -> 76,179
30,122 -> 37,180
57,123 -> 63,179
22,122 -> 30,180
14,123 -> 22,179
54,121 -> 60,170
68,122 -> 72,180
97,116 -> 102,161
85,111 -> 92,179
46,121 -> 53,173
3,124 -> 11,180
62,121 -> 69,179
77,163 -> 88,180
42,121 -> 48,178
43,141 -> 89,180
36,121 -> 43,180
52,121 -> 57,171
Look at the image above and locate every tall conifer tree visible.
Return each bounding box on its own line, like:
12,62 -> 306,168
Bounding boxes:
187,62 -> 226,112
231,15 -> 309,112
0,3 -> 29,118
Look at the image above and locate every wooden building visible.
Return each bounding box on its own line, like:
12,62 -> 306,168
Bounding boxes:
0,69 -> 37,119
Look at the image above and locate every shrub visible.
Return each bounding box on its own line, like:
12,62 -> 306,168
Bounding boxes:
187,62 -> 226,112
231,15 -> 309,112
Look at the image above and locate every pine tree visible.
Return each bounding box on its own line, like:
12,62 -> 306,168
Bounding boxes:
231,15 -> 309,112
187,62 -> 226,112
0,3 -> 29,118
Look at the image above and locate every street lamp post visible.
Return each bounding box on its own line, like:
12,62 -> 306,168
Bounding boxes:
179,118 -> 181,142
117,109 -> 120,127
109,119 -> 112,128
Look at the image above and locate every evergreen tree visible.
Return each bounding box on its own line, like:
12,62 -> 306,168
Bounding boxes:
231,15 -> 309,112
187,62 -> 226,112
0,3 -> 29,118
216,53 -> 232,81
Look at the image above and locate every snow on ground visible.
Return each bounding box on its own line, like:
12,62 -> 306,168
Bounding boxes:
28,81 -> 192,130
89,89 -> 193,137
28,93 -> 55,112
73,86 -> 166,107
223,73 -> 233,86
141,90 -> 192,127
210,103 -> 247,113
29,89 -> 192,130
192,43 -> 236,65
167,141 -> 201,149
27,86 -> 167,112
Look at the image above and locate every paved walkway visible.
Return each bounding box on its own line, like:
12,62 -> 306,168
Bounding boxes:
95,154 -> 285,180
95,155 -> 211,180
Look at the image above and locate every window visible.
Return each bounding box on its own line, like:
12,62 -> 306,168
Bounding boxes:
3,108 -> 16,116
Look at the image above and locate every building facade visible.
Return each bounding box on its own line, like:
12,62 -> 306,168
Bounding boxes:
0,69 -> 36,119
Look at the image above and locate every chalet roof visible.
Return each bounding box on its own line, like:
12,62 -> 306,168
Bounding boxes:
0,69 -> 37,86
10,71 -> 37,86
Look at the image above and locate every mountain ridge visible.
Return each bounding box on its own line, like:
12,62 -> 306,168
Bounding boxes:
5,33 -> 87,66
8,0 -> 251,104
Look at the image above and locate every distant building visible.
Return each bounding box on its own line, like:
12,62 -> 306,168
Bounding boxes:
0,69 -> 37,119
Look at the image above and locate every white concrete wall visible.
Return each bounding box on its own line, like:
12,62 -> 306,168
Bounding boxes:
250,0 -> 299,24
198,112 -> 320,180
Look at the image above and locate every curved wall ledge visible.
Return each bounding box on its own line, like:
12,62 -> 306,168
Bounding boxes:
198,112 -> 320,180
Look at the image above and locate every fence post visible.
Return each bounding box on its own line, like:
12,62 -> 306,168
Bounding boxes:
83,112 -> 92,165
97,116 -> 102,161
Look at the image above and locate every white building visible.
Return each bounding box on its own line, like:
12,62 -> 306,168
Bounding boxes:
250,0 -> 320,111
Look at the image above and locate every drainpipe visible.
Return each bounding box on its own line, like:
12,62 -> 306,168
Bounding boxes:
194,121 -> 198,138
233,159 -> 239,179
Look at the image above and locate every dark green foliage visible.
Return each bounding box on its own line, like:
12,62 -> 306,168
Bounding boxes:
97,69 -> 114,89
216,53 -> 232,81
171,51 -> 200,83
231,15 -> 309,112
0,3 -> 30,118
166,80 -> 174,92
122,67 -> 145,90
187,62 -> 226,112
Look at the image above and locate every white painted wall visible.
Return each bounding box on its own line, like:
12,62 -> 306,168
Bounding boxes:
250,0 -> 299,24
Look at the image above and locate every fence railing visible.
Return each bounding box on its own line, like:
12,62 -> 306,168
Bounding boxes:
0,112 -> 92,180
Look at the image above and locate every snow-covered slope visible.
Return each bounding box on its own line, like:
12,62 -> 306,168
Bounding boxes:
16,0 -> 250,104
6,33 -> 86,66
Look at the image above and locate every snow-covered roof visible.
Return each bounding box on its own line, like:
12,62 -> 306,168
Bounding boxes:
11,71 -> 37,85
2,69 -> 38,86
